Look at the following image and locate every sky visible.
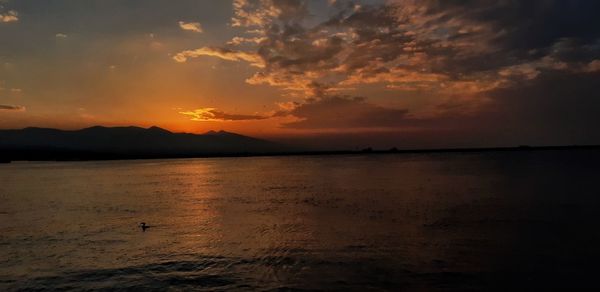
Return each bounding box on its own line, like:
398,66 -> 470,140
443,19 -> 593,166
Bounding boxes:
1,0 -> 599,149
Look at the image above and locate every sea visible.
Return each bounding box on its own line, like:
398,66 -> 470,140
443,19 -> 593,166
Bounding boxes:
1,150 -> 600,291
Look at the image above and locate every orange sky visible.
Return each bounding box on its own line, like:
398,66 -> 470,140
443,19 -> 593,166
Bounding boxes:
1,0 -> 600,147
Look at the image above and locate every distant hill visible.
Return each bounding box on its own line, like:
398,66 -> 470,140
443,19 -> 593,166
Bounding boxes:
0,126 -> 285,161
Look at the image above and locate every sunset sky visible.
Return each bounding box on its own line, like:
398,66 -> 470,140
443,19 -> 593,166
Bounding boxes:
1,0 -> 599,148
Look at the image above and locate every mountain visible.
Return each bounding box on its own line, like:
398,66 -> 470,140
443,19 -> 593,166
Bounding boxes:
0,126 -> 285,161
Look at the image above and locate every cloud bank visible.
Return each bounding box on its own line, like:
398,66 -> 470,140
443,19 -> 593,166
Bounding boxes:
175,0 -> 600,142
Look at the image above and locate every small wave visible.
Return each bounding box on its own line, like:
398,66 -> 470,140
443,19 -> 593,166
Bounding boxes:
4,258 -> 240,291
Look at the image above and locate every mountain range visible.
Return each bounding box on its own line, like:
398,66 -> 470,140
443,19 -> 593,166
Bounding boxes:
0,126 -> 285,161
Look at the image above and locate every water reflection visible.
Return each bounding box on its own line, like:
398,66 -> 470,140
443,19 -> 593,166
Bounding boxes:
1,151 -> 600,290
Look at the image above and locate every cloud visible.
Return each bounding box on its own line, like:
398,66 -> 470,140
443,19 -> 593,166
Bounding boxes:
0,104 -> 25,111
178,21 -> 203,33
176,0 -> 600,137
205,0 -> 599,97
267,68 -> 600,135
0,10 -> 18,23
585,60 -> 600,72
279,95 -> 410,129
179,108 -> 268,121
485,70 -> 600,135
55,33 -> 68,38
173,47 -> 264,67
231,0 -> 308,27
430,70 -> 600,145
227,36 -> 267,45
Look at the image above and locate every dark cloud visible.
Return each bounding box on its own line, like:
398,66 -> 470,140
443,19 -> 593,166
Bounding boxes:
176,0 -> 600,145
414,0 -> 600,74
281,95 -> 409,129
213,0 -> 598,95
480,70 -> 600,144
277,67 -> 600,143
425,0 -> 600,51
395,69 -> 600,146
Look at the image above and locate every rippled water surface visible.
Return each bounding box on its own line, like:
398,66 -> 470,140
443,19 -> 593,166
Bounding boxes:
2,151 -> 600,291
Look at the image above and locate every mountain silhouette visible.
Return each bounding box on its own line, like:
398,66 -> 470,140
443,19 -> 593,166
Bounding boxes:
0,126 -> 284,161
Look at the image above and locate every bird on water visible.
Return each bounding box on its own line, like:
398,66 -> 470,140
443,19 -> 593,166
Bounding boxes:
139,222 -> 151,232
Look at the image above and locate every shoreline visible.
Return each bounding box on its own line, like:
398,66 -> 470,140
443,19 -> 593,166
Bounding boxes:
1,144 -> 599,163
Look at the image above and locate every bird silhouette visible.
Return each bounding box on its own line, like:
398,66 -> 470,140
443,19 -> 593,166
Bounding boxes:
139,222 -> 151,232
